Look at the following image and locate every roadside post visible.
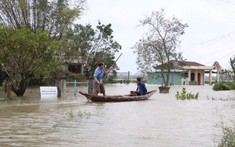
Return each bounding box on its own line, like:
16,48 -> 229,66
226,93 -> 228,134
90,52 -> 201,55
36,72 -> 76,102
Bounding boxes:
55,76 -> 66,98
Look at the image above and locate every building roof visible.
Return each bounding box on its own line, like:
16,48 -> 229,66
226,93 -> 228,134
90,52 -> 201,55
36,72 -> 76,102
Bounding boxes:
156,60 -> 214,70
181,61 -> 205,66
180,61 -> 213,70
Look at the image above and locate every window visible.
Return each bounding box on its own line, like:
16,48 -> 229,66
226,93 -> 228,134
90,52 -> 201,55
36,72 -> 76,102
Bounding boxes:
68,64 -> 81,74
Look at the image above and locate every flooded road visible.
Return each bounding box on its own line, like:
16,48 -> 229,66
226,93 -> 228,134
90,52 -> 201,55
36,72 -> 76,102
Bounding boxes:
0,84 -> 235,147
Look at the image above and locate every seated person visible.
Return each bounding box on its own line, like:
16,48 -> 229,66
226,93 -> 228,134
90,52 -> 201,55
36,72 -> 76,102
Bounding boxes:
130,77 -> 147,96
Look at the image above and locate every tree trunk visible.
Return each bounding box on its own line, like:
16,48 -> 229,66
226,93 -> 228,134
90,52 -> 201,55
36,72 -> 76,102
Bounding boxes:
165,71 -> 170,86
233,70 -> 235,81
11,78 -> 29,97
0,71 -> 9,86
6,82 -> 11,98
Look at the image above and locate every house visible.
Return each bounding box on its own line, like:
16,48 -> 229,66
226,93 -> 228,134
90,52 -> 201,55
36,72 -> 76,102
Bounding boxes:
147,61 -> 214,85
62,56 -> 84,74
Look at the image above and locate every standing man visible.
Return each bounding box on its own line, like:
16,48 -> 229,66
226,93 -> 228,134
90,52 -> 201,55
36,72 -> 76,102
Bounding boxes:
93,62 -> 111,96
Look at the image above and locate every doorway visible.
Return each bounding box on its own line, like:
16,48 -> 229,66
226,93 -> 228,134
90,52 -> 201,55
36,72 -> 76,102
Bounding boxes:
197,73 -> 201,85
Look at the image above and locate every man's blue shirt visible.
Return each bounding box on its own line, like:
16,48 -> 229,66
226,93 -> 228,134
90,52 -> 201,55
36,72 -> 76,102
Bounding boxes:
93,67 -> 105,82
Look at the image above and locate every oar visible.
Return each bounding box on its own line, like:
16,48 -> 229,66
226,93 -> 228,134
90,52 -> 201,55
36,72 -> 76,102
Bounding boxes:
87,53 -> 123,102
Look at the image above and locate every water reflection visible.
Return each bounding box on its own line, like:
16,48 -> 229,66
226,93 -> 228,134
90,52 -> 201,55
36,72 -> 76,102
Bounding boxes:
0,84 -> 234,146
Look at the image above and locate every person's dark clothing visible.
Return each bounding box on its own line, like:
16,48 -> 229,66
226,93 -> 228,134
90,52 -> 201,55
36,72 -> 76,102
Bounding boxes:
136,82 -> 147,95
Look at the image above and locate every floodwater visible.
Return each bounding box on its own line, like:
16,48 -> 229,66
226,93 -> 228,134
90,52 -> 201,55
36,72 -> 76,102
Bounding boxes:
0,84 -> 235,147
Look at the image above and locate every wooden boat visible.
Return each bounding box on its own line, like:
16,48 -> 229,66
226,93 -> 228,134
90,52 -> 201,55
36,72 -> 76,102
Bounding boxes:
79,90 -> 157,102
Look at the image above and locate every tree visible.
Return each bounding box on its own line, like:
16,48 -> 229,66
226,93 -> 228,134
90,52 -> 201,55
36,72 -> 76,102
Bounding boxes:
219,69 -> 233,82
0,0 -> 85,37
133,9 -> 188,87
0,27 -> 61,96
64,21 -> 122,74
0,0 -> 86,96
230,56 -> 235,81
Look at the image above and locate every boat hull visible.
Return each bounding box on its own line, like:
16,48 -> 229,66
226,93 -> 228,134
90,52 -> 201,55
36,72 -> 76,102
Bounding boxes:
79,90 -> 157,102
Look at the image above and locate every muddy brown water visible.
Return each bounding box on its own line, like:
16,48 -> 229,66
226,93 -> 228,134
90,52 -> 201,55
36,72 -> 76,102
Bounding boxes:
0,84 -> 234,147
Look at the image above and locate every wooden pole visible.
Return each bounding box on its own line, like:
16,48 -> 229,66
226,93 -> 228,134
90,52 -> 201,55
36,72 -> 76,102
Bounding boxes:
6,81 -> 11,98
127,71 -> 130,84
56,76 -> 66,98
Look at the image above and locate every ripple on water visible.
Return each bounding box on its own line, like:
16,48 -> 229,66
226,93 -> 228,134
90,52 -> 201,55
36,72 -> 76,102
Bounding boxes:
0,84 -> 234,146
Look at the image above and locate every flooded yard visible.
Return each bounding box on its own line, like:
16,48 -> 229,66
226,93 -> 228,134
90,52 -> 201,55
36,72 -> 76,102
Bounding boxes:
0,84 -> 234,146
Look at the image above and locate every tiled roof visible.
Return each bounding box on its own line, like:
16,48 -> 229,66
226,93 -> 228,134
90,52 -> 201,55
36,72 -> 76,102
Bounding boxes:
157,60 -> 210,69
181,61 -> 205,66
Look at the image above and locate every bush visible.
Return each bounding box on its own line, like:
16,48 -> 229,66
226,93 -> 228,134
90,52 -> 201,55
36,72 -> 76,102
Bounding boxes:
218,126 -> 235,147
213,82 -> 232,91
226,82 -> 235,90
175,87 -> 199,100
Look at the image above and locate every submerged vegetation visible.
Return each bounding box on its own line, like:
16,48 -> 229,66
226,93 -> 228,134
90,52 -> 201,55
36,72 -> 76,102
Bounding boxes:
66,110 -> 91,120
218,125 -> 235,147
213,82 -> 235,91
175,87 -> 199,100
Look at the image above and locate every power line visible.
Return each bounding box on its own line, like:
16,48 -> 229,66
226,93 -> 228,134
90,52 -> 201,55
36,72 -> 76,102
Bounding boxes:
193,47 -> 233,61
182,33 -> 235,58
216,50 -> 235,60
182,33 -> 235,61
220,0 -> 235,5
193,49 -> 235,68
186,33 -> 235,48
198,34 -> 233,46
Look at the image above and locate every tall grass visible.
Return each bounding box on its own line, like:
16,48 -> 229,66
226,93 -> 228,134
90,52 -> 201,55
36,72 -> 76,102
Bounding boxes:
218,126 -> 235,147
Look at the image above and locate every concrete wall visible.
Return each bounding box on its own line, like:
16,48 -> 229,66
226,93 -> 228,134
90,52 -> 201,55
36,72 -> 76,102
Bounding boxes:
147,72 -> 182,85
147,70 -> 206,85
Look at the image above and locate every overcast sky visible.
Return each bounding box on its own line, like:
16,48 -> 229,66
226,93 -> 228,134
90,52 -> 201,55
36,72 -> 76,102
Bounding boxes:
79,0 -> 235,73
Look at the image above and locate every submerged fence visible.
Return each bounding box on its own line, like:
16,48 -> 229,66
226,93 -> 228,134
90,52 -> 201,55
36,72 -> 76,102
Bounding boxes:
65,80 -> 88,96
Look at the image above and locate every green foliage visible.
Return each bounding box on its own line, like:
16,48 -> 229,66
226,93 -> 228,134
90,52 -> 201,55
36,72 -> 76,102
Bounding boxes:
77,110 -> 91,118
66,110 -> 91,120
0,0 -> 121,96
218,126 -> 235,147
226,82 -> 235,89
0,0 -> 85,36
230,56 -> 235,81
66,111 -> 75,119
65,22 -> 122,73
0,0 -> 86,97
175,87 -> 199,100
0,27 -> 62,73
0,27 -> 62,96
213,82 -> 232,91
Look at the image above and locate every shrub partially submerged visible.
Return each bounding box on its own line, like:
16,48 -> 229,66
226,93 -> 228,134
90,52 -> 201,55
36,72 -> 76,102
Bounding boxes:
66,110 -> 91,120
213,82 -> 232,91
226,82 -> 235,89
218,126 -> 235,147
175,87 -> 199,100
